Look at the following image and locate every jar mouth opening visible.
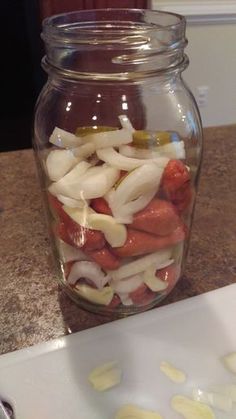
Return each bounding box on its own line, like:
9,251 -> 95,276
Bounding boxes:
42,8 -> 185,43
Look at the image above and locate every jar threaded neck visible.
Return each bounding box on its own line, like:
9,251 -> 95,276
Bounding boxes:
42,9 -> 188,81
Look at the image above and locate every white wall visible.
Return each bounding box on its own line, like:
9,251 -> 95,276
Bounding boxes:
151,1 -> 236,126
184,23 -> 236,127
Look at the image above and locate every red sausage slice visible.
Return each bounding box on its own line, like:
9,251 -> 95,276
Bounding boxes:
88,247 -> 120,270
49,194 -> 105,251
113,226 -> 185,258
131,198 -> 181,236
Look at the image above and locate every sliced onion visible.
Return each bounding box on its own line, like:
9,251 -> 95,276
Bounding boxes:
63,205 -> 95,228
97,147 -> 145,171
143,259 -> 174,291
159,141 -> 186,159
109,249 -> 172,281
192,388 -> 233,413
57,194 -> 90,208
72,142 -> 96,159
97,147 -> 169,171
88,213 -> 127,248
75,165 -> 120,199
110,163 -> 164,208
58,240 -> 90,263
116,292 -> 133,306
118,115 -> 135,132
75,284 -> 114,305
67,261 -> 110,289
83,128 -> 133,149
46,149 -> 79,181
110,189 -> 157,223
48,161 -> 91,197
144,266 -> 168,292
119,141 -> 185,160
110,274 -> 143,294
49,163 -> 119,200
49,127 -> 82,148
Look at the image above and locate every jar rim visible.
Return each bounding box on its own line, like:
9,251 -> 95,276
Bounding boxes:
42,8 -> 186,44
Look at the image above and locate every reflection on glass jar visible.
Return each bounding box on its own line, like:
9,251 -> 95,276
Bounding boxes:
33,9 -> 203,315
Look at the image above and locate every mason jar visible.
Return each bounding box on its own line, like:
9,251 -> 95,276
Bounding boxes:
33,9 -> 203,315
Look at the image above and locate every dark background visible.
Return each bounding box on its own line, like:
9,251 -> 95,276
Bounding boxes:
0,0 -> 45,152
0,0 -> 148,152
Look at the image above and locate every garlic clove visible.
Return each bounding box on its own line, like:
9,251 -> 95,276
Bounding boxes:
160,361 -> 186,383
115,404 -> 163,419
88,361 -> 122,391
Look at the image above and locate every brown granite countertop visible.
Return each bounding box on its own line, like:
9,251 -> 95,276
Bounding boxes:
1,125 -> 236,355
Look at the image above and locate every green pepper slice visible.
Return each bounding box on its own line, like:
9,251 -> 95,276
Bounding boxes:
75,126 -> 118,137
132,130 -> 172,148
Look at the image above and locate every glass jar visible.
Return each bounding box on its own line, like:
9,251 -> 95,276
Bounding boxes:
33,9 -> 202,315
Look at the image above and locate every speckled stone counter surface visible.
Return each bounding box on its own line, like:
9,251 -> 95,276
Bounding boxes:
1,125 -> 236,355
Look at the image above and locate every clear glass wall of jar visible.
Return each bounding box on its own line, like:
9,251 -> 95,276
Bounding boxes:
33,9 -> 203,315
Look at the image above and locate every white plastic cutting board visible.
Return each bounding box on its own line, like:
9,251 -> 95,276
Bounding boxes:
0,284 -> 236,419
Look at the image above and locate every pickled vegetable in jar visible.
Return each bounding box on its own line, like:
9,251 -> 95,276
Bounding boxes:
33,9 -> 202,315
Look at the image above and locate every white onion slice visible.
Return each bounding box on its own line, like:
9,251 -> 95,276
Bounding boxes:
48,161 -> 91,197
67,261 -> 110,289
57,194 -> 90,208
160,141 -> 186,159
192,388 -> 232,413
88,213 -> 127,248
49,163 -> 119,200
144,266 -> 168,292
75,165 -> 120,199
109,249 -> 172,281
116,292 -> 133,306
58,240 -> 90,263
63,205 -> 94,228
118,115 -> 135,132
111,164 -> 163,208
97,147 -> 169,171
110,274 -> 143,294
143,259 -> 174,291
72,142 -> 96,158
46,149 -> 79,181
75,284 -> 114,305
83,128 -> 133,149
111,189 -> 157,223
49,127 -> 82,148
222,352 -> 236,374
